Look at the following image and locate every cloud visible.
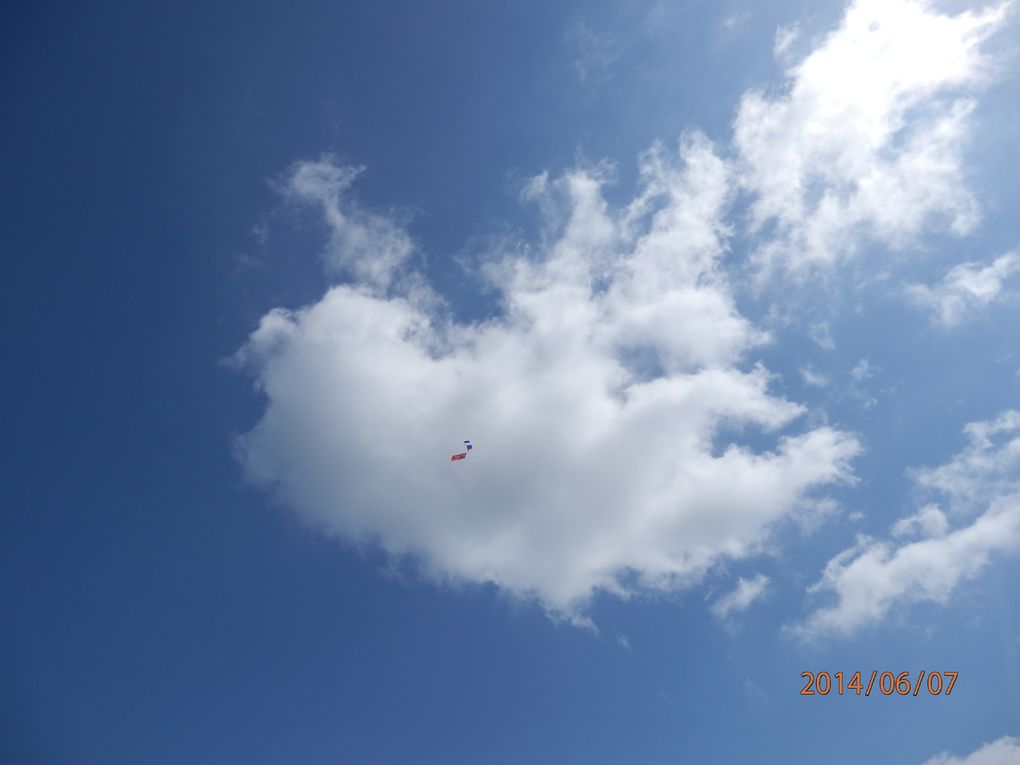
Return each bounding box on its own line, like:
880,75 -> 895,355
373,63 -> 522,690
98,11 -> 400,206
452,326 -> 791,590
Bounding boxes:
891,504 -> 949,539
721,12 -> 751,31
235,145 -> 860,619
848,358 -> 878,409
850,358 -> 875,382
923,736 -> 1020,765
808,321 -> 835,350
566,20 -> 619,89
278,155 -> 414,289
908,252 -> 1020,326
773,23 -> 799,59
734,0 -> 1012,277
791,411 -> 1020,639
912,410 -> 1020,513
711,574 -> 770,619
234,0 -> 1015,624
800,365 -> 828,387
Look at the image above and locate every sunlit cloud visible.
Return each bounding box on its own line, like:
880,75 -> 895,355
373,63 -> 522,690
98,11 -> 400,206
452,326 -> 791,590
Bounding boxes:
235,144 -> 859,619
791,411 -> 1020,639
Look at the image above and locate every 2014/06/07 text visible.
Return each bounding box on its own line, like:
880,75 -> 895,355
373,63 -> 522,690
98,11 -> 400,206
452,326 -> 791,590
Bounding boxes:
800,671 -> 958,697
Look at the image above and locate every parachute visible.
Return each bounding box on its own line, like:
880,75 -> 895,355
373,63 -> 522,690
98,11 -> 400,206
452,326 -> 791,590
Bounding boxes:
450,440 -> 473,462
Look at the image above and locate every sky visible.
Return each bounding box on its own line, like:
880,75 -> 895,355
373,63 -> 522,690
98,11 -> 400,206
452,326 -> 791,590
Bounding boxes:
3,1 -> 1020,763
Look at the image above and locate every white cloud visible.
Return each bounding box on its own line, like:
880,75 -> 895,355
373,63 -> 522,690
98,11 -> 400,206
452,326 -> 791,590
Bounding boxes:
234,0 -> 1016,624
734,0 -> 1012,277
721,12 -> 751,31
567,20 -> 619,89
850,358 -> 875,382
236,146 -> 860,619
791,411 -> 1020,639
773,23 -> 799,59
808,321 -> 835,350
908,252 -> 1020,326
923,736 -> 1020,765
800,365 -> 828,387
848,358 -> 879,408
891,504 -> 949,539
278,155 -> 414,289
711,574 -> 770,619
912,410 -> 1020,513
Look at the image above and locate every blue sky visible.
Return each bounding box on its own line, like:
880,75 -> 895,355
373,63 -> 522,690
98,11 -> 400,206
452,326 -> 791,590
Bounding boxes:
4,1 -> 1020,763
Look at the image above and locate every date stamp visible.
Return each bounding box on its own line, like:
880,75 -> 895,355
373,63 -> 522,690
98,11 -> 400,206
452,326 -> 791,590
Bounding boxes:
800,671 -> 958,697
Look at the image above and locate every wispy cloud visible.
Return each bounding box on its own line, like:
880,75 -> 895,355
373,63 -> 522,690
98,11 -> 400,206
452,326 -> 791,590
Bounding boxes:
891,504 -> 949,539
566,20 -> 619,90
848,358 -> 878,409
800,366 -> 828,387
912,410 -> 1020,513
850,358 -> 875,383
923,736 -> 1020,765
721,11 -> 751,31
278,156 -> 414,289
808,322 -> 835,351
908,252 -> 1020,327
773,23 -> 799,59
711,574 -> 770,620
791,411 -> 1020,640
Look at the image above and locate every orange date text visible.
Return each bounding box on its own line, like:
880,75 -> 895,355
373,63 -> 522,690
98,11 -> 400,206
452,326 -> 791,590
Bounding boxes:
800,670 -> 957,697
